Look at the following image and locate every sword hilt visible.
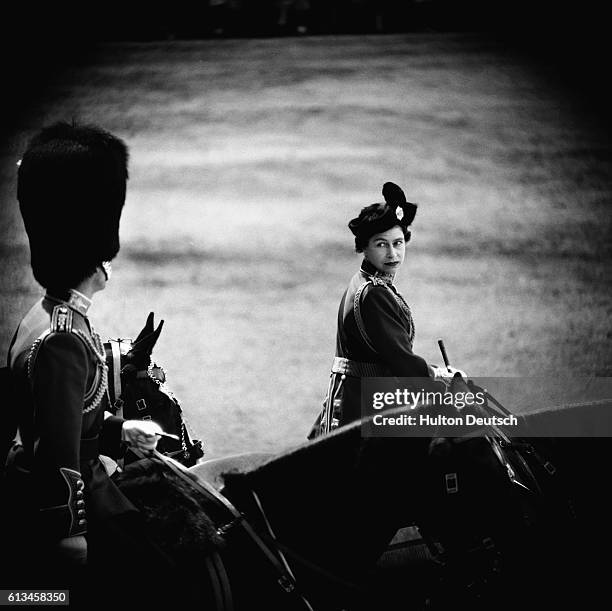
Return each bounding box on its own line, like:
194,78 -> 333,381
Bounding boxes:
437,338 -> 452,373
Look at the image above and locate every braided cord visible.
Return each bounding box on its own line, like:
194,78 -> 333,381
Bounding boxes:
387,286 -> 416,348
360,269 -> 416,349
26,327 -> 109,415
74,328 -> 109,414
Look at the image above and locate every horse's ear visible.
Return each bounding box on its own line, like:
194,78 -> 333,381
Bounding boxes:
133,312 -> 155,345
126,315 -> 164,367
150,318 -> 164,348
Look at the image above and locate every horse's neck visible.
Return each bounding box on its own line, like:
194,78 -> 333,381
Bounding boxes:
223,426 -> 430,585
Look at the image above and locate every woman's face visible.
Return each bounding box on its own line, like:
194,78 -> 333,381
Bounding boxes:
363,226 -> 406,275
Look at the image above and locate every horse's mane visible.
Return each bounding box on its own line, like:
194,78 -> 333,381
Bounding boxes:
222,412 -> 432,538
225,417 -> 381,486
116,457 -> 225,560
226,407 -> 436,489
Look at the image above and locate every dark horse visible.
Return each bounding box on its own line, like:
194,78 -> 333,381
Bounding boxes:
111,361 -> 612,610
103,312 -> 204,466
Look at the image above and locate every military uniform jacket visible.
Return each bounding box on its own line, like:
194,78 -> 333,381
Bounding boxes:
8,290 -> 136,542
333,259 -> 431,426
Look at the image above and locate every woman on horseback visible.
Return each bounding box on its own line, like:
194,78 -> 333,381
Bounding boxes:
310,182 -> 464,436
4,122 -> 165,597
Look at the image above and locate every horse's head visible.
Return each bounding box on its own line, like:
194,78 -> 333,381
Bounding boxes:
123,310 -> 165,371
105,312 -> 204,466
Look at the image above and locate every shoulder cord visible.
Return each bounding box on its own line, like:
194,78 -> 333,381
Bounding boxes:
26,328 -> 108,414
387,286 -> 416,347
26,329 -> 51,381
353,281 -> 378,353
353,280 -> 416,353
75,328 -> 108,414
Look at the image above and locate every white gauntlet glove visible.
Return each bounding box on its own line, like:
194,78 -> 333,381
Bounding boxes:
121,420 -> 163,451
430,364 -> 468,387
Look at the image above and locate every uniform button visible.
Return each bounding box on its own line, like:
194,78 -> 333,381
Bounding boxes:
76,491 -> 84,498
78,519 -> 87,526
76,480 -> 85,490
76,500 -> 85,507
78,509 -> 86,517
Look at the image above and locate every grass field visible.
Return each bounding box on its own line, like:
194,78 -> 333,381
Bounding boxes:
1,34 -> 611,458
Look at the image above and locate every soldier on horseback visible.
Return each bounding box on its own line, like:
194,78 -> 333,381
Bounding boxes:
310,182 -> 465,436
2,122 -> 165,597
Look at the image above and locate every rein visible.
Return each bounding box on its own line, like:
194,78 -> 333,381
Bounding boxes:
471,384 -> 561,484
248,491 -> 366,599
133,449 -> 316,611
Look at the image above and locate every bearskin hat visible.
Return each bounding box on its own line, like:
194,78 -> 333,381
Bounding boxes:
348,182 -> 417,252
17,122 -> 129,289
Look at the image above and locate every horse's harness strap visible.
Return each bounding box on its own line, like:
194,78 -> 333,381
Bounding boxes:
250,490 -> 315,610
476,388 -> 560,491
109,340 -> 122,408
106,339 -> 131,418
145,450 -> 314,610
250,490 -> 364,598
205,553 -> 234,611
517,443 -> 557,476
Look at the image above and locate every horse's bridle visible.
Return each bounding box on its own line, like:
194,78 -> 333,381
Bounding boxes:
106,338 -> 132,418
105,338 -> 191,460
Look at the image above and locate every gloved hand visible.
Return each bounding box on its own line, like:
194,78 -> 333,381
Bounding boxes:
430,364 -> 468,387
56,535 -> 87,566
446,365 -> 467,380
121,420 -> 163,451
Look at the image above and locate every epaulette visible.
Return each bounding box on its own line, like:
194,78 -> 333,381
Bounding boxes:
50,304 -> 73,333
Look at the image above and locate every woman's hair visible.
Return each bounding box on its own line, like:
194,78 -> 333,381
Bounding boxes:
350,204 -> 412,252
17,121 -> 129,289
348,183 -> 417,253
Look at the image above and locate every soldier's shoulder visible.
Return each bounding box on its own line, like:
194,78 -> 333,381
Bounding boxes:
50,304 -> 75,333
360,278 -> 392,300
369,276 -> 388,287
41,305 -> 90,356
359,281 -> 399,314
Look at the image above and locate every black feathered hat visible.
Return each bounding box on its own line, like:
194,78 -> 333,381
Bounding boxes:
348,182 -> 417,252
17,122 -> 129,289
